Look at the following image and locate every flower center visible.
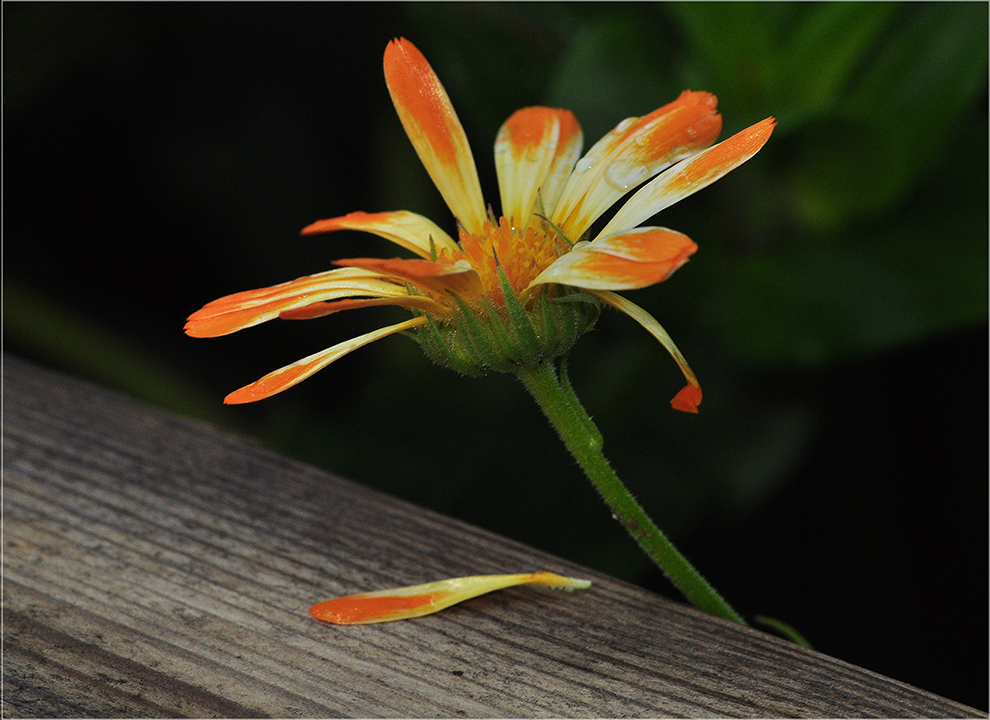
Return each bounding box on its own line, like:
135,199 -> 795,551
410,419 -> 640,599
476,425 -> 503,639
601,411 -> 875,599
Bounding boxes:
412,215 -> 597,377
457,216 -> 569,306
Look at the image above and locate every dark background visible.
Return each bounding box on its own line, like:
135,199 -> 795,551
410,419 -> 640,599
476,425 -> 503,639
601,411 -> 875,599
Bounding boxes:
5,3 -> 987,710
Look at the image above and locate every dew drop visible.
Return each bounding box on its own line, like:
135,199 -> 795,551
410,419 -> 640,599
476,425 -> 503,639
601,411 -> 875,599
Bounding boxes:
603,161 -> 650,192
574,156 -> 595,174
614,116 -> 639,134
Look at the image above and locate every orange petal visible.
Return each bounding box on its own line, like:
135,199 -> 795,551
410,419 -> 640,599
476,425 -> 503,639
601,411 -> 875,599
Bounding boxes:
532,110 -> 583,225
335,256 -> 483,298
494,107 -> 582,229
527,228 -> 697,291
599,117 -> 776,239
552,91 -> 722,240
383,38 -> 487,235
223,316 -> 427,404
310,571 -> 592,625
300,210 -> 459,259
184,267 -> 407,338
278,295 -> 447,321
592,290 -> 702,413
670,383 -> 703,414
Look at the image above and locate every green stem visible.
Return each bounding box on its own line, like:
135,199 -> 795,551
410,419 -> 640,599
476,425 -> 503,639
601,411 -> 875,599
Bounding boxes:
515,359 -> 746,625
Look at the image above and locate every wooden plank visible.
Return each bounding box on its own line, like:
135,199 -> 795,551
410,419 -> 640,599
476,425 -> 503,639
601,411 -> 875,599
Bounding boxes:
3,354 -> 981,718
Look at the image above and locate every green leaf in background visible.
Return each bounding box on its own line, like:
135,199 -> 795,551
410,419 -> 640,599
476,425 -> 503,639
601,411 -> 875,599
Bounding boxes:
792,3 -> 989,229
781,3 -> 898,122
666,2 -> 790,117
650,2 -> 989,365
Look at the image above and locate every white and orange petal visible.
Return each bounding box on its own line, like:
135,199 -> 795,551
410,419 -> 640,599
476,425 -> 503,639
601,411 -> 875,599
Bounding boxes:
184,267 -> 411,338
527,228 -> 697,292
334,256 -> 484,299
550,91 -> 722,240
494,107 -> 582,230
301,210 -> 460,259
592,290 -> 702,413
223,316 -> 427,404
597,117 -> 776,240
278,295 -> 446,321
383,38 -> 487,236
310,571 -> 592,625
532,110 -> 583,226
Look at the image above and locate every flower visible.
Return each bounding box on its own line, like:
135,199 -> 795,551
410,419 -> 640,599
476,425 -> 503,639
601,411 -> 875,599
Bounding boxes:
309,571 -> 591,625
185,38 -> 775,413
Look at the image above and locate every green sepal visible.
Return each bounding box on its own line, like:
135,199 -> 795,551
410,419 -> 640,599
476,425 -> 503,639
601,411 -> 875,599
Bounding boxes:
498,267 -> 540,359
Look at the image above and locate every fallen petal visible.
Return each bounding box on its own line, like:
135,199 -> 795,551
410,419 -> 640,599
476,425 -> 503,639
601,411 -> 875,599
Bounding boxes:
310,571 -> 592,625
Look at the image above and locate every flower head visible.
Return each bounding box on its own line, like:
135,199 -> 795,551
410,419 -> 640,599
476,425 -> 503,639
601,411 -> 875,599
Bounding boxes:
186,38 -> 775,413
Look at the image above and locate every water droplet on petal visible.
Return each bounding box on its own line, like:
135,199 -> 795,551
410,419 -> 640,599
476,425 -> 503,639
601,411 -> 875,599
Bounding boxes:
614,117 -> 640,134
574,156 -> 595,174
604,161 -> 650,192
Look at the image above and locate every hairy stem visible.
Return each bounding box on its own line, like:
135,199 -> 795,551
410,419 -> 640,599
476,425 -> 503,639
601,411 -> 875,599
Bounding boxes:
515,359 -> 745,625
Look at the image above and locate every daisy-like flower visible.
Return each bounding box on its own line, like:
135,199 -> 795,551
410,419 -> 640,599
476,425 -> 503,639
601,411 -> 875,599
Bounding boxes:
187,39 -> 778,627
186,38 -> 775,413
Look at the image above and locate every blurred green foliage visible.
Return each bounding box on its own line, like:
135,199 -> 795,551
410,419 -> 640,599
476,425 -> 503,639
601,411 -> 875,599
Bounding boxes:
4,2 -> 986,709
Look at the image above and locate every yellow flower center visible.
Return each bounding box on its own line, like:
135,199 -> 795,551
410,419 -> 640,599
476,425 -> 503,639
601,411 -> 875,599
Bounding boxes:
457,216 -> 569,306
413,215 -> 597,377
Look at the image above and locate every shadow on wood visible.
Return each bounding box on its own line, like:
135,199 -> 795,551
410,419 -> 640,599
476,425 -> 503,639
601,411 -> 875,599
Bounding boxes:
3,354 -> 982,717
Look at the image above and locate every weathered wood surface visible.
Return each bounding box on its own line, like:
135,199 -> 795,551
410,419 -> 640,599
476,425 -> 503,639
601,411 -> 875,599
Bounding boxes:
3,354 -> 981,718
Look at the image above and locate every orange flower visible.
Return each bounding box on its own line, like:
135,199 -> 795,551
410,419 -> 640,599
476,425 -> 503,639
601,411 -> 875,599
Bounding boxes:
186,38 -> 775,412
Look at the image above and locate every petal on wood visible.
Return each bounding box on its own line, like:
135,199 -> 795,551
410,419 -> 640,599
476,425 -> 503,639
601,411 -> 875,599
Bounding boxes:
223,316 -> 427,404
527,228 -> 697,291
310,571 -> 592,625
301,210 -> 460,259
551,91 -> 722,240
495,107 -> 582,230
592,290 -> 702,413
184,268 -> 407,338
383,38 -> 487,235
599,117 -> 776,239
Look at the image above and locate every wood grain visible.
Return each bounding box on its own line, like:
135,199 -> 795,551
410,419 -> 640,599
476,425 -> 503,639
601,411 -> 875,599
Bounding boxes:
3,354 -> 981,718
